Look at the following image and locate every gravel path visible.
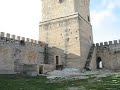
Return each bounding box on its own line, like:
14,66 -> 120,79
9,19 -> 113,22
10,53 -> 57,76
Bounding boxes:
45,68 -> 119,79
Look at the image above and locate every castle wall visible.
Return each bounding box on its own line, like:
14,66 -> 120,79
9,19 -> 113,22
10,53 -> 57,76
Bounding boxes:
0,32 -> 45,74
96,40 -> 120,70
0,46 -> 15,74
40,14 -> 81,68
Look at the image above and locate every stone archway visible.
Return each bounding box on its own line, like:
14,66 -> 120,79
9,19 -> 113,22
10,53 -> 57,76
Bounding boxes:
96,57 -> 103,69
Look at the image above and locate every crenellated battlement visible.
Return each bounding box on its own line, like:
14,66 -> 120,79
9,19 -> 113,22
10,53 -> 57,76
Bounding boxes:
0,32 -> 45,75
96,40 -> 120,47
0,32 -> 46,48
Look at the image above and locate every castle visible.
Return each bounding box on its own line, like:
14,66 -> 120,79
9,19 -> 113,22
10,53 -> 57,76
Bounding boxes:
0,0 -> 120,76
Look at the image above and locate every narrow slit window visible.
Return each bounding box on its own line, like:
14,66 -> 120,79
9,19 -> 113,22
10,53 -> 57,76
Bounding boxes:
88,16 -> 90,22
56,56 -> 59,65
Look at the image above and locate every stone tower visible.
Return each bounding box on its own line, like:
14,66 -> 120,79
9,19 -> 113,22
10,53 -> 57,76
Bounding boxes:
39,0 -> 93,69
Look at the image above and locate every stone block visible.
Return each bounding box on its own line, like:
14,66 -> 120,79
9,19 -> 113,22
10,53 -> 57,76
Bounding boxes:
34,40 -> 37,44
26,38 -> 30,42
119,40 -> 120,44
22,37 -> 25,41
17,36 -> 20,40
100,42 -> 103,46
109,41 -> 112,45
12,35 -> 16,39
104,42 -> 108,45
0,32 -> 5,37
114,40 -> 118,45
6,33 -> 10,38
96,43 -> 99,46
31,39 -> 34,43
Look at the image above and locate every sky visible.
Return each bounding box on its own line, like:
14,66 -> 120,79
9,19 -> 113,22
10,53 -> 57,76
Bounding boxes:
91,0 -> 120,43
0,0 -> 120,43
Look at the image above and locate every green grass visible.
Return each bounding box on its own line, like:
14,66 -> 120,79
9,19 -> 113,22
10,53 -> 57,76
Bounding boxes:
0,74 -> 120,90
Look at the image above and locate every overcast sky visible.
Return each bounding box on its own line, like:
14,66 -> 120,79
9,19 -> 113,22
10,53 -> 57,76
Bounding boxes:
0,0 -> 120,43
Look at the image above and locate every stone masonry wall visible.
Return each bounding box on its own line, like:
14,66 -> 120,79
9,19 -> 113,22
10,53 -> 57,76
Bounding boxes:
0,32 -> 45,74
41,0 -> 75,21
40,14 -> 81,68
79,13 -> 93,69
74,0 -> 90,23
96,40 -> 120,70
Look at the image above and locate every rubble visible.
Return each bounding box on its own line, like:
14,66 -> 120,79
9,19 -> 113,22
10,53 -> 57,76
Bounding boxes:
46,68 -> 119,79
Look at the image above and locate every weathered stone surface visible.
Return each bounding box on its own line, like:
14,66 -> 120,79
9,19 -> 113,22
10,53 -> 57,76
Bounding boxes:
96,42 -> 120,70
41,0 -> 90,23
0,35 -> 45,75
0,0 -> 120,76
40,0 -> 93,69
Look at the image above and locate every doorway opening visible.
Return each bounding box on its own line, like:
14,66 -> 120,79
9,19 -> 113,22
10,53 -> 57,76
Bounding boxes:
55,56 -> 63,70
39,65 -> 43,74
96,57 -> 103,69
56,56 -> 59,65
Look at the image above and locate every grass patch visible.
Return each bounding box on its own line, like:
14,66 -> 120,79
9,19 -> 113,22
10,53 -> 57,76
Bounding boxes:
0,74 -> 120,90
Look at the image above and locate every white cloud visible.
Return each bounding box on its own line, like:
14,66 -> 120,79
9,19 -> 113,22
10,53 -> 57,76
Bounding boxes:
91,10 -> 116,28
0,0 -> 41,40
91,0 -> 120,43
91,0 -> 117,28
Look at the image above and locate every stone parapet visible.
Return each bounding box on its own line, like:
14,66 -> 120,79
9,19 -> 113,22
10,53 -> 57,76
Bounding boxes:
0,32 -> 46,50
96,40 -> 120,47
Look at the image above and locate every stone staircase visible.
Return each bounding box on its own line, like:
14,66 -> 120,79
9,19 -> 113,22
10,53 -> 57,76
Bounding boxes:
84,44 -> 95,71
